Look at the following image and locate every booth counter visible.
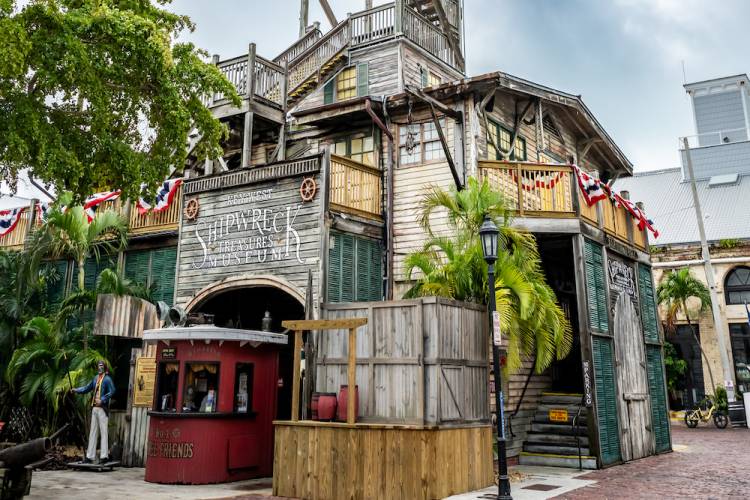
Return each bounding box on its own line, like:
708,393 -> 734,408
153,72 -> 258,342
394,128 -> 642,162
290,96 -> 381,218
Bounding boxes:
142,326 -> 287,484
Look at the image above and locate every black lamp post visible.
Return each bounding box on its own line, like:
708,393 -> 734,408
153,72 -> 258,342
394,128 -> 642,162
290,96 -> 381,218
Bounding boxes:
479,215 -> 512,500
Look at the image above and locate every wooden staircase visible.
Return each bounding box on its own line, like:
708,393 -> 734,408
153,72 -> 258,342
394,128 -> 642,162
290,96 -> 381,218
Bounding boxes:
518,393 -> 597,469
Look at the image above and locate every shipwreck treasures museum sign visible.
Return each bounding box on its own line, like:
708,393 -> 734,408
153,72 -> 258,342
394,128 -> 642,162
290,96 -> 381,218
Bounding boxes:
175,168 -> 323,306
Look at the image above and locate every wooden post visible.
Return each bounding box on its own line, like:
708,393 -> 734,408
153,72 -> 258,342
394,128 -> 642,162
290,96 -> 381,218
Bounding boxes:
279,60 -> 289,161
394,0 -> 404,34
242,44 -> 256,169
347,327 -> 357,424
291,329 -> 303,421
516,163 -> 524,215
299,0 -> 309,38
210,54 -> 220,107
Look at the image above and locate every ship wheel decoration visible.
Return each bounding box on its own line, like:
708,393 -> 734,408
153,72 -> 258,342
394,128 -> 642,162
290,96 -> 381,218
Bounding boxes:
299,177 -> 317,202
184,197 -> 200,221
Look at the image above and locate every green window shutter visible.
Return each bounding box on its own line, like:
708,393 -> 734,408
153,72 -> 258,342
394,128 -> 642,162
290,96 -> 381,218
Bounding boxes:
638,265 -> 659,342
647,346 -> 671,453
355,238 -> 383,301
327,233 -> 343,302
150,247 -> 177,306
323,79 -> 334,104
340,234 -> 355,302
125,250 -> 151,289
592,336 -> 621,465
356,62 -> 369,97
46,260 -> 69,309
584,239 -> 609,333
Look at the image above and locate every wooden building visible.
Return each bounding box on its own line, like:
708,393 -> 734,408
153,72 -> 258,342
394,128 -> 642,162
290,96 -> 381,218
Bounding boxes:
0,0 -> 672,490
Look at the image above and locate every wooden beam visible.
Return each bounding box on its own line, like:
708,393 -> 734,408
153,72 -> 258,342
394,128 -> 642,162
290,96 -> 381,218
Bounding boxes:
428,102 -> 462,190
282,318 -> 368,330
365,98 -> 393,141
405,86 -> 462,121
291,329 -> 302,421
299,0 -> 309,38
507,98 -> 534,160
347,327 -> 357,424
319,0 -> 338,28
429,0 -> 465,70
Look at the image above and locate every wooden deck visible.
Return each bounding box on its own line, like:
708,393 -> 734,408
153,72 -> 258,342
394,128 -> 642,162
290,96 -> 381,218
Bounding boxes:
329,154 -> 382,221
272,421 -> 493,500
479,160 -> 649,250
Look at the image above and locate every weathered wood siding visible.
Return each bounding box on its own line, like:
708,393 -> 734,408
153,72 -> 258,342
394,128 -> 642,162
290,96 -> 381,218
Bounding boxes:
401,42 -> 463,88
319,297 -> 489,425
504,359 -> 552,458
273,423 -> 493,500
175,158 -> 325,307
93,294 -> 159,338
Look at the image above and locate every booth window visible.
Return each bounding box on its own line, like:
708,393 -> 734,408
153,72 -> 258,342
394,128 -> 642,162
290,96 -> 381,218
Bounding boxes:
724,266 -> 750,305
234,363 -> 254,413
729,323 -> 750,395
156,362 -> 179,412
183,363 -> 219,413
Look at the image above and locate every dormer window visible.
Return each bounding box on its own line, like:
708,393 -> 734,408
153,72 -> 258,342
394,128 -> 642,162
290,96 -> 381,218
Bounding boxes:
324,63 -> 369,104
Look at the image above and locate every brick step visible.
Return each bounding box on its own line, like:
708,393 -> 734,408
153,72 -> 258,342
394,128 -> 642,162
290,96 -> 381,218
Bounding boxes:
524,433 -> 589,447
523,443 -> 591,456
519,451 -> 597,470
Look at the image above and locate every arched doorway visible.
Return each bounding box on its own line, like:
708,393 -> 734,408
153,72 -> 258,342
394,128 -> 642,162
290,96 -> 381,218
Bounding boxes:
187,280 -> 306,420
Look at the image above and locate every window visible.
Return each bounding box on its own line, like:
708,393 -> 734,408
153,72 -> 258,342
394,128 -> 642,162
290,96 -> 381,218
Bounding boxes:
124,247 -> 177,306
333,133 -> 375,166
156,362 -> 179,412
327,232 -> 383,302
183,363 -> 219,413
234,363 -> 254,413
487,121 -> 527,161
725,266 -> 750,305
420,66 -> 441,87
324,63 -> 369,104
729,323 -> 750,395
399,120 -> 446,165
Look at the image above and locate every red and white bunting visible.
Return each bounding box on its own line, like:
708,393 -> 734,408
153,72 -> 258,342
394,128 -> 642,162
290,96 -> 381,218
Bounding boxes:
572,165 -> 607,206
136,179 -> 182,215
511,171 -> 565,191
83,190 -> 121,221
0,207 -> 26,237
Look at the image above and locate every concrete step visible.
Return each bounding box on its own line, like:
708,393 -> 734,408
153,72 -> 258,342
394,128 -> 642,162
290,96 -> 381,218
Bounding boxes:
519,451 -> 597,470
523,444 -> 591,456
524,433 -> 589,447
540,393 -> 584,405
530,423 -> 588,435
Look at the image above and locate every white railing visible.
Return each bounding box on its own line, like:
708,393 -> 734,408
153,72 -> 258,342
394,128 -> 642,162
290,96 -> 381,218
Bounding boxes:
350,4 -> 396,46
679,127 -> 749,149
274,26 -> 322,66
287,19 -> 351,93
255,56 -> 285,106
403,7 -> 456,68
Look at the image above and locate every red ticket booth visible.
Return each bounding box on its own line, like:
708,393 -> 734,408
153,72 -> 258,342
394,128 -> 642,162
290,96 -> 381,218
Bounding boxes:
142,326 -> 287,484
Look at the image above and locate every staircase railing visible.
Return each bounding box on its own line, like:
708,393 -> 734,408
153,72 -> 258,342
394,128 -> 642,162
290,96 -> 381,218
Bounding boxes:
508,354 -> 536,438
571,394 -> 586,471
274,26 -> 322,66
287,19 -> 351,94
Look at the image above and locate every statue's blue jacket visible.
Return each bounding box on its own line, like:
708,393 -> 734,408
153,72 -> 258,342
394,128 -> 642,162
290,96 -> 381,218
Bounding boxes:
74,374 -> 115,408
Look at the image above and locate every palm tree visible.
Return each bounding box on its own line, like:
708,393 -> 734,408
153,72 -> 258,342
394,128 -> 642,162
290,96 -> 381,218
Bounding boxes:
404,177 -> 572,374
657,267 -> 716,395
32,194 -> 127,350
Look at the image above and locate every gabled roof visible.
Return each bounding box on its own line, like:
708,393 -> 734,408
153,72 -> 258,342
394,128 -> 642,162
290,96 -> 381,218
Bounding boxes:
616,168 -> 750,246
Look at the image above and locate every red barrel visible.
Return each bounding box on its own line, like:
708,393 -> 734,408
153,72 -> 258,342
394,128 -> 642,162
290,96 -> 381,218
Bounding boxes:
317,393 -> 337,421
336,385 -> 359,422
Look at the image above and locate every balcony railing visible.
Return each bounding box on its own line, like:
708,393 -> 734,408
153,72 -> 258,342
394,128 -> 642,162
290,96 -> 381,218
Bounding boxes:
0,207 -> 34,250
679,127 -> 749,149
479,160 -> 648,250
329,154 -> 382,220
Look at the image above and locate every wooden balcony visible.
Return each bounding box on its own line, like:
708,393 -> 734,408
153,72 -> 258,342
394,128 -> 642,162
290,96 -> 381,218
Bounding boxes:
479,161 -> 648,251
0,207 -> 35,251
329,154 -> 382,221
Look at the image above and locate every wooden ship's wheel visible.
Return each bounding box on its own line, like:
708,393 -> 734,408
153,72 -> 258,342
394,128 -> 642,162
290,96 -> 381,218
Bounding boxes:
299,177 -> 317,202
184,197 -> 200,220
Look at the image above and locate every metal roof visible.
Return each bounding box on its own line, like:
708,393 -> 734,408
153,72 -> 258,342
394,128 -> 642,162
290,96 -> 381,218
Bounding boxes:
143,325 -> 288,345
615,168 -> 750,246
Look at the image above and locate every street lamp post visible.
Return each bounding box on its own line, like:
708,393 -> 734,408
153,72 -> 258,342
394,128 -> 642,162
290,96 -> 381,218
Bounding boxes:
479,215 -> 512,500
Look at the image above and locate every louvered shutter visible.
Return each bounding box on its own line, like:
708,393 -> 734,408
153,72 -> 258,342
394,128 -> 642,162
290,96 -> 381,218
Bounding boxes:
646,346 -> 671,453
125,250 -> 151,289
355,237 -> 383,301
638,265 -> 659,342
340,234 -> 355,302
584,239 -> 609,333
327,233 -> 343,302
323,79 -> 335,104
150,247 -> 177,306
592,336 -> 621,465
368,240 -> 383,301
356,62 -> 369,97
46,260 -> 69,309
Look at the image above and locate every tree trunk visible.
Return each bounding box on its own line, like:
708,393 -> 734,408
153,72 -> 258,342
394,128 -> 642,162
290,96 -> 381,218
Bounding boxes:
685,314 -> 716,398
78,257 -> 87,352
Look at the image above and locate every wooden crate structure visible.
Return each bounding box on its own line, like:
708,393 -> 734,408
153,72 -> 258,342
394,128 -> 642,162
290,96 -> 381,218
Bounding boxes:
318,297 -> 489,425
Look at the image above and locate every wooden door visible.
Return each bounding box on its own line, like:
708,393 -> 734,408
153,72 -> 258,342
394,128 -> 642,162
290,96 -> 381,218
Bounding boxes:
613,292 -> 653,461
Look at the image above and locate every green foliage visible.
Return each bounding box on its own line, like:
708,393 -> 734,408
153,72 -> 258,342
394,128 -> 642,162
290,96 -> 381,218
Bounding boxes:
714,385 -> 728,412
717,238 -> 741,249
663,341 -> 687,392
96,267 -> 153,301
0,0 -> 240,201
403,177 -> 572,374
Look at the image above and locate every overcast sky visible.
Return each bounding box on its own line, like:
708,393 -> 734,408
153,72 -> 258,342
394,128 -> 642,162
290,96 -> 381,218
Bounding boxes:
169,0 -> 750,173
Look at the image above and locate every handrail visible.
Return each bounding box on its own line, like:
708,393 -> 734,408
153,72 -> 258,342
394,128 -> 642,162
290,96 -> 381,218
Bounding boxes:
571,394 -> 585,471
287,19 -> 351,94
350,3 -> 396,46
274,26 -> 322,66
679,127 -> 749,149
508,354 -> 537,438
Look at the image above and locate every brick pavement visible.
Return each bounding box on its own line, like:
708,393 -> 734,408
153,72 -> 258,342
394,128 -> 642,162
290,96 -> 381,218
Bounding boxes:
554,424 -> 750,499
